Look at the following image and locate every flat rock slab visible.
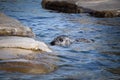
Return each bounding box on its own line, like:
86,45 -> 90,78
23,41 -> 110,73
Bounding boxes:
0,48 -> 57,74
0,60 -> 57,74
0,13 -> 35,37
0,36 -> 52,52
0,13 -> 56,74
76,0 -> 120,11
0,48 -> 36,60
0,36 -> 54,74
42,0 -> 120,17
0,13 -> 52,52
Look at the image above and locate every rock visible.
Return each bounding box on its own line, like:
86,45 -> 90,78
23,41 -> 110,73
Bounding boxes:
0,48 -> 36,60
0,13 -> 52,52
0,48 -> 57,74
41,0 -> 120,18
0,60 -> 57,74
0,37 -> 55,74
0,36 -> 52,52
90,10 -> 120,18
0,13 -> 55,74
42,0 -> 81,13
0,13 -> 35,37
0,44 -> 57,74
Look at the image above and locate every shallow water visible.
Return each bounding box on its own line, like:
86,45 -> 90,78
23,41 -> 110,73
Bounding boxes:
0,0 -> 120,80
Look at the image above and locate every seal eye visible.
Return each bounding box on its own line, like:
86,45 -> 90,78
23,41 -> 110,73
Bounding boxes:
59,38 -> 63,42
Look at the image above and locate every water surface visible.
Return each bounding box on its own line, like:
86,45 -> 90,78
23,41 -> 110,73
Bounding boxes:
0,0 -> 120,80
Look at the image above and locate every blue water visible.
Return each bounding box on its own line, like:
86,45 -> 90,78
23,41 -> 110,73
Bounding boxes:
0,0 -> 120,80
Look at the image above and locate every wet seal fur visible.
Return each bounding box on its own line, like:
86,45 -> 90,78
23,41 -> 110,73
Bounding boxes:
50,35 -> 94,46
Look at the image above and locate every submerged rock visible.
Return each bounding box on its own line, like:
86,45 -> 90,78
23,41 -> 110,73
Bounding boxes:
0,13 -> 35,37
41,0 -> 120,18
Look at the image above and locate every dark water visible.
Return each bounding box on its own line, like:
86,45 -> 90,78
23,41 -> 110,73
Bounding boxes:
0,0 -> 120,80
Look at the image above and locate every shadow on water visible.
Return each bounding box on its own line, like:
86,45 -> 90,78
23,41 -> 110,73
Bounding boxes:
0,0 -> 120,80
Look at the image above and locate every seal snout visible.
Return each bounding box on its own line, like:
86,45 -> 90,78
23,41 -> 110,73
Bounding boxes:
50,41 -> 55,46
50,35 -> 95,46
50,35 -> 73,46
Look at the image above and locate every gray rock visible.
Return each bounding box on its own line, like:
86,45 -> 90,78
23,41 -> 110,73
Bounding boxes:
0,13 -> 35,37
41,0 -> 120,17
0,48 -> 57,74
0,36 -> 52,52
0,13 -> 52,52
0,13 -> 56,74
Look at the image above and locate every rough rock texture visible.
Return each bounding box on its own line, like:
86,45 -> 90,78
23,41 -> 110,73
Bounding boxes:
0,61 -> 57,74
42,0 -> 80,13
0,48 -> 57,74
0,36 -> 52,52
0,13 -> 52,52
90,10 -> 120,17
0,13 -> 56,74
0,13 -> 35,37
41,0 -> 120,17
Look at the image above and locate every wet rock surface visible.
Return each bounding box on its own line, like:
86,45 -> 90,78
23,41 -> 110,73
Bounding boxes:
42,0 -> 80,13
42,0 -> 120,17
0,36 -> 52,52
0,48 -> 57,74
0,13 -> 56,74
0,0 -> 120,79
0,61 -> 56,74
0,13 -> 35,37
90,10 -> 120,18
0,13 -> 52,52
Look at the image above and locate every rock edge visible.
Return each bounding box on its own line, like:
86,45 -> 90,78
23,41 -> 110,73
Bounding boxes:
41,0 -> 120,18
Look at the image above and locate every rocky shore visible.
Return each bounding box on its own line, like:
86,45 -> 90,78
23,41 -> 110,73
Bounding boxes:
41,0 -> 120,18
0,13 -> 52,52
0,13 -> 35,37
0,13 -> 56,74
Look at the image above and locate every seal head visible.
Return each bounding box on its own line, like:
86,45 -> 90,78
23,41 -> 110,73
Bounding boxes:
50,35 -> 74,46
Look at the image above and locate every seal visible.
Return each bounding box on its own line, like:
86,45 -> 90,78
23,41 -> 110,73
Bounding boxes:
50,35 -> 74,46
50,35 -> 94,46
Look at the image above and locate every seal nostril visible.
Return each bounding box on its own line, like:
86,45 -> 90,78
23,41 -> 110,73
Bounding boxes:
59,38 -> 63,42
50,41 -> 55,45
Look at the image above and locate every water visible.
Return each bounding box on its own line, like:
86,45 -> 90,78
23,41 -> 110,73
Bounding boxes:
0,0 -> 120,80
